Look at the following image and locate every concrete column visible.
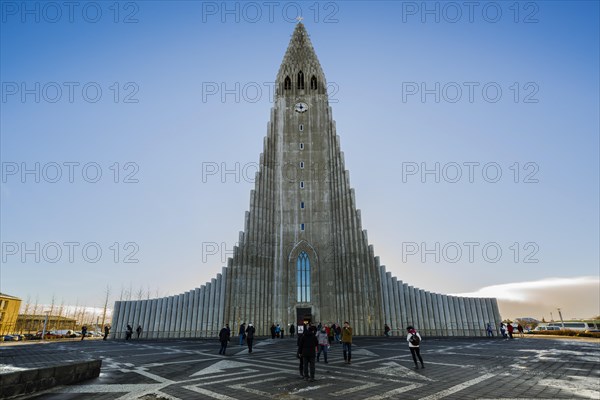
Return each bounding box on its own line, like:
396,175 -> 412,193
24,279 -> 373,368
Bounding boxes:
389,275 -> 399,334
162,297 -> 172,338
380,267 -> 391,331
413,287 -> 423,331
458,297 -> 469,336
166,296 -> 175,338
447,296 -> 458,336
147,299 -> 157,339
201,285 -> 210,337
425,291 -> 436,336
110,301 -> 122,339
398,282 -> 408,331
219,268 -> 227,327
197,286 -> 206,337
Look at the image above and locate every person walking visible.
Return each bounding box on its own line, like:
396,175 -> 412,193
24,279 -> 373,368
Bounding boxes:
136,325 -> 142,339
290,324 -> 295,338
126,324 -> 133,340
486,323 -> 494,337
299,325 -> 318,381
507,323 -> 514,339
406,326 -> 424,369
239,322 -> 246,346
270,324 -> 276,339
246,323 -> 256,353
517,324 -> 524,338
500,323 -> 507,339
384,324 -> 391,337
316,326 -> 329,363
296,326 -> 304,378
327,324 -> 334,344
103,325 -> 110,340
81,325 -> 87,341
280,325 -> 284,339
336,324 -> 342,343
219,324 -> 231,355
275,324 -> 281,338
341,321 -> 353,364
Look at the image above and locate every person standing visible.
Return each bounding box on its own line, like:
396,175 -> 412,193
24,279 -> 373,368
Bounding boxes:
239,322 -> 246,346
126,324 -> 133,340
275,324 -> 281,338
406,326 -> 424,369
341,321 -> 353,364
136,325 -> 142,339
280,325 -> 284,339
103,325 -> 110,341
246,323 -> 256,353
500,323 -> 507,339
299,325 -> 318,381
270,324 -> 276,339
219,324 -> 231,355
316,326 -> 329,363
384,324 -> 391,337
290,324 -> 295,338
517,324 -> 524,338
81,326 -> 87,341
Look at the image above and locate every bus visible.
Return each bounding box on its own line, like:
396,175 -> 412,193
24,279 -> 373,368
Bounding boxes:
546,322 -> 599,332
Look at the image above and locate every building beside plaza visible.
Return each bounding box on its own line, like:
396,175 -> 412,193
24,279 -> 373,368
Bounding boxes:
111,23 -> 501,338
15,314 -> 77,334
0,293 -> 22,335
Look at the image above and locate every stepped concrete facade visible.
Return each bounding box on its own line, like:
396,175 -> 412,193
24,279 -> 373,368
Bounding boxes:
111,23 -> 501,338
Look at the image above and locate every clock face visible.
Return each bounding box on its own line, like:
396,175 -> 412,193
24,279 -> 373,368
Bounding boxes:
294,102 -> 308,113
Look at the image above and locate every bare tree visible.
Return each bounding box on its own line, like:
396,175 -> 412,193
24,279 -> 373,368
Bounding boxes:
101,285 -> 111,328
136,286 -> 144,301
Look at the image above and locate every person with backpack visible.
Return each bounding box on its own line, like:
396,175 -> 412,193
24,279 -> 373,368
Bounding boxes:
406,326 -> 424,369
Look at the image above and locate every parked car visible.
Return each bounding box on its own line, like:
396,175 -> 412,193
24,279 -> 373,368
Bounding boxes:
2,335 -> 16,341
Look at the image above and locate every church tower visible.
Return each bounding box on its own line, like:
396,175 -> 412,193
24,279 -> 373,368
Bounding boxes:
110,23 -> 501,339
222,22 -> 384,334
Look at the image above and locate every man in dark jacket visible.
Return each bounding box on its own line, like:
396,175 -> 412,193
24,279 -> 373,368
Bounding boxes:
246,323 -> 256,353
219,324 -> 231,355
299,325 -> 319,381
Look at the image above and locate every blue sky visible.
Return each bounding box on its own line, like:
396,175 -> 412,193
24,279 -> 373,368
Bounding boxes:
1,1 -> 598,320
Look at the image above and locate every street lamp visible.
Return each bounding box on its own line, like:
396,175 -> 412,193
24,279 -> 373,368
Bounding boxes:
41,310 -> 50,341
557,308 -> 565,328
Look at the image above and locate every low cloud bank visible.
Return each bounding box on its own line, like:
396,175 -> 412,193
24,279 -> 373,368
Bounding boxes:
452,276 -> 599,320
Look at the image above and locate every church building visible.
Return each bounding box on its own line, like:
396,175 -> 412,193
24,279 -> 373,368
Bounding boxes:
111,23 -> 501,338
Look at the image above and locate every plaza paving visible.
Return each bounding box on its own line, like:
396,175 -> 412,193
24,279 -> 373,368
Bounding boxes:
1,336 -> 599,399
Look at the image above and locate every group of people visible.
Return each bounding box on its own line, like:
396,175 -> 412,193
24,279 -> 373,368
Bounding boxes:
499,322 -> 525,339
216,321 -> 426,381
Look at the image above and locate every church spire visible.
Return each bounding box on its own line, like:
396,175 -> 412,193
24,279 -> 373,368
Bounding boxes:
276,23 -> 326,97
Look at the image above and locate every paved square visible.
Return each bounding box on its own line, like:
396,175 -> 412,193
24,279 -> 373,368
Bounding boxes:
2,336 -> 599,399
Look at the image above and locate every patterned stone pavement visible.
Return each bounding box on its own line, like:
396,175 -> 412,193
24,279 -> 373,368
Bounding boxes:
2,336 -> 599,399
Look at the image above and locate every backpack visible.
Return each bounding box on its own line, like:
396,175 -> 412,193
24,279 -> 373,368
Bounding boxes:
409,333 -> 420,346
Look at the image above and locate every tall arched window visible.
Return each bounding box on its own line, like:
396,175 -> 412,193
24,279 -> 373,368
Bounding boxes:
310,75 -> 317,90
284,76 -> 291,90
297,71 -> 305,90
297,251 -> 310,302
